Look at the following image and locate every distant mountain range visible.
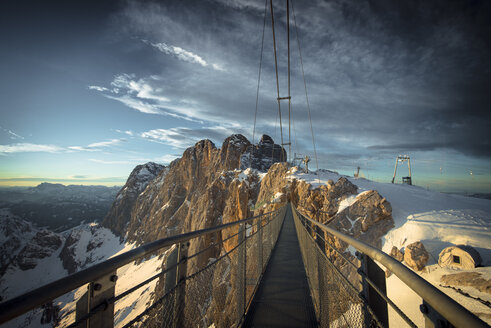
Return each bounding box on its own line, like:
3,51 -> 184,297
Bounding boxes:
0,183 -> 119,231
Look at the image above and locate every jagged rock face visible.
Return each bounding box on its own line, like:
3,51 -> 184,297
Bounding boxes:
251,163 -> 394,279
240,134 -> 287,172
59,224 -> 121,274
221,170 -> 261,253
103,162 -> 166,237
126,135 -> 270,246
0,212 -> 35,276
254,162 -> 290,215
129,135 -> 271,327
15,231 -> 63,270
328,190 -> 393,249
105,134 -> 285,245
390,246 -> 404,262
290,177 -> 359,222
404,241 -> 429,271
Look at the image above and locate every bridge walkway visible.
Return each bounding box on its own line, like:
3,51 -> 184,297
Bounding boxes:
243,205 -> 317,327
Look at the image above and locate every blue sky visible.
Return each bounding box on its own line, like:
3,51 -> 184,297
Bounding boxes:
0,0 -> 490,193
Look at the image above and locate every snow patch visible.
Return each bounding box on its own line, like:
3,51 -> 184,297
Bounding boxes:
337,194 -> 357,213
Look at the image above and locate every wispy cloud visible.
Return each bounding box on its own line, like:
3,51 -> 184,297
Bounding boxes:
105,94 -> 163,115
0,139 -> 125,154
110,73 -> 170,102
88,158 -> 144,165
0,177 -> 125,184
88,85 -> 109,92
0,143 -> 64,154
144,40 -> 207,67
68,138 -> 125,152
154,154 -> 180,164
140,128 -> 196,149
89,154 -> 179,165
70,175 -> 89,179
139,125 -> 248,149
1,126 -> 24,140
142,39 -> 225,71
87,138 -> 123,148
209,0 -> 265,11
115,129 -> 134,136
89,74 -> 205,122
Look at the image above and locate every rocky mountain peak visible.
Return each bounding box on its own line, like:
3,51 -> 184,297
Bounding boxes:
28,182 -> 65,192
219,134 -> 251,171
120,134 -> 285,245
102,162 -> 166,237
259,134 -> 274,144
127,162 -> 166,192
240,134 -> 287,172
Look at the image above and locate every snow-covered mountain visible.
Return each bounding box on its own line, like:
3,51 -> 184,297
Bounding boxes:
102,162 -> 166,237
0,183 -> 119,232
1,134 -> 490,327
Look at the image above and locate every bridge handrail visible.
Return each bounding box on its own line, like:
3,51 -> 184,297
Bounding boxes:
0,208 -> 282,325
295,206 -> 488,328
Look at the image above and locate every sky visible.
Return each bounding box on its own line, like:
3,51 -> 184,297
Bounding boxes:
0,0 -> 490,193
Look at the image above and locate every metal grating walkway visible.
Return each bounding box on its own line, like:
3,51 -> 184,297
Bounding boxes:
243,206 -> 317,327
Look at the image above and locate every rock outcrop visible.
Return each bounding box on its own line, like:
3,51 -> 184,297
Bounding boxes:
390,246 -> 404,262
15,231 -> 63,270
440,272 -> 491,295
240,134 -> 287,171
0,211 -> 35,277
59,224 -> 122,274
122,135 -> 284,247
101,134 -> 285,327
103,162 -> 166,237
404,241 -> 429,271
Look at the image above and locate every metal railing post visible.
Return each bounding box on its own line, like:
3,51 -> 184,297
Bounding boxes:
257,219 -> 263,275
237,223 -> 246,322
273,213 -> 280,243
274,208 -> 281,243
174,242 -> 188,328
163,246 -> 179,294
75,270 -> 117,328
265,214 -> 272,261
161,246 -> 179,324
420,300 -> 453,328
364,255 -> 389,326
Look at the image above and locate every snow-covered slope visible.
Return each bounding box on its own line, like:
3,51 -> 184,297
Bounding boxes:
289,168 -> 491,326
289,169 -> 491,254
0,221 -> 168,328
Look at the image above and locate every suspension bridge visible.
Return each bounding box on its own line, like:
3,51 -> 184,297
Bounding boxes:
0,202 -> 488,327
0,0 -> 488,327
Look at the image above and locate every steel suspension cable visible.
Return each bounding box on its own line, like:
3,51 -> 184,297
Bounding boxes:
291,0 -> 320,175
269,0 -> 284,161
252,0 -> 268,145
287,0 -> 291,163
271,105 -> 279,163
291,102 -> 298,160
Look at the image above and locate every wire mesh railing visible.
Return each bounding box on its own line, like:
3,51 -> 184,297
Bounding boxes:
293,205 -> 376,327
291,204 -> 489,328
0,206 -> 287,328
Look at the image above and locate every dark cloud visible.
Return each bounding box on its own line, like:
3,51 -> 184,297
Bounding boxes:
1,0 -> 490,175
